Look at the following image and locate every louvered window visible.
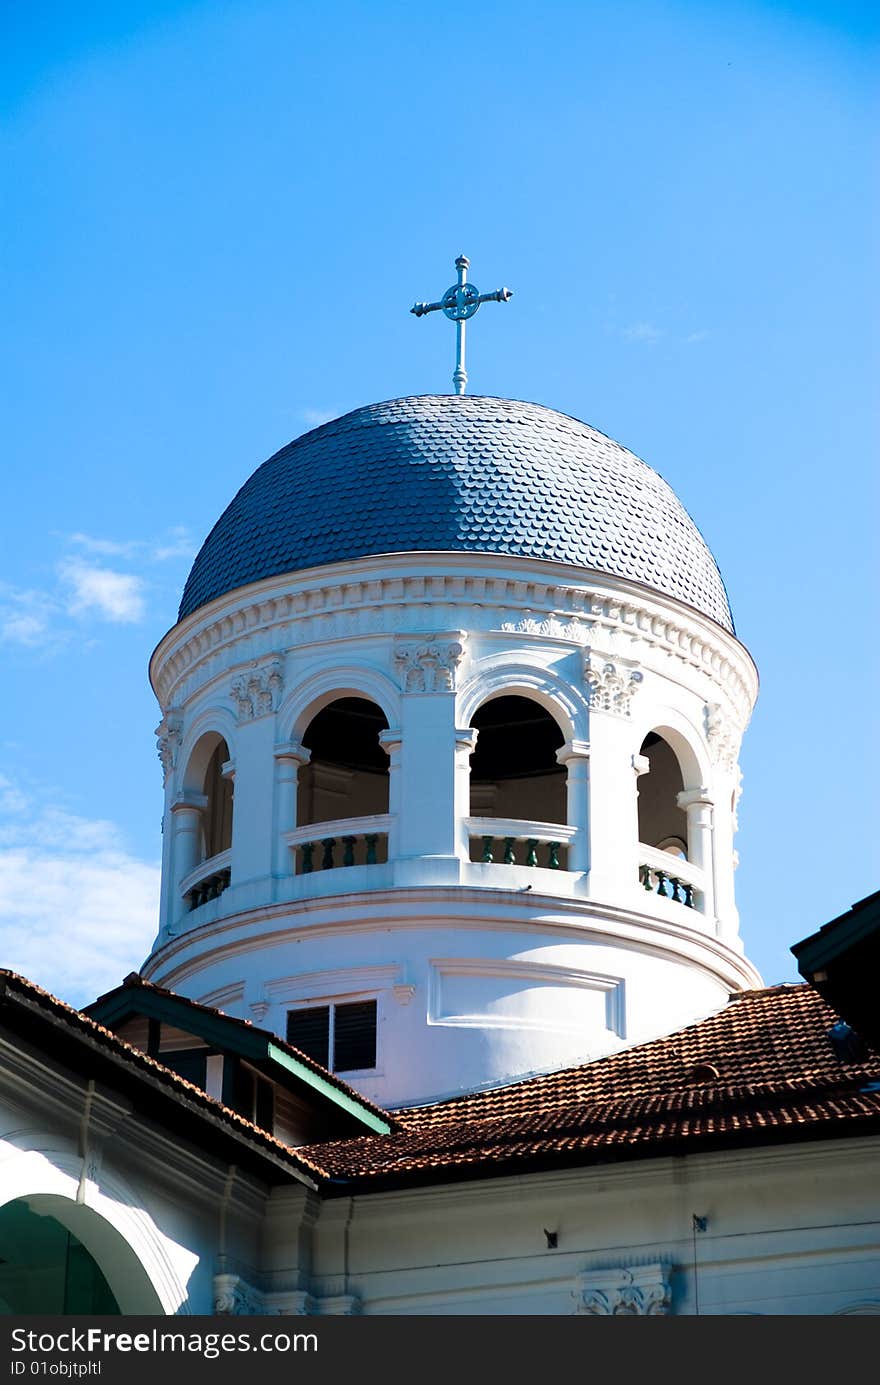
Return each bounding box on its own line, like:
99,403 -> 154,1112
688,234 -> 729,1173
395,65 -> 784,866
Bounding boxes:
286,1005 -> 330,1068
286,999 -> 377,1073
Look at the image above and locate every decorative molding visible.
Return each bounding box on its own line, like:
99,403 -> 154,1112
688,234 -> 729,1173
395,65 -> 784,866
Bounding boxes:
572,1263 -> 672,1316
584,651 -> 643,716
391,983 -> 416,1006
393,633 -> 465,692
705,700 -> 738,771
231,658 -> 284,721
153,572 -> 755,728
155,713 -> 183,784
317,1294 -> 362,1316
214,1273 -> 265,1316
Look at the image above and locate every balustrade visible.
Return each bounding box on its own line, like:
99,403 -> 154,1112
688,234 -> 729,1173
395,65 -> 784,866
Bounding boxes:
638,843 -> 706,912
180,851 -> 232,912
285,814 -> 392,875
465,817 -> 578,871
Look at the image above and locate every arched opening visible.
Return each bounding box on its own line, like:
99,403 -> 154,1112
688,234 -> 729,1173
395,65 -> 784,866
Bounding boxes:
203,741 -> 233,860
468,695 -> 567,868
637,732 -> 687,855
295,697 -> 390,870
636,731 -> 708,910
0,1196 -> 163,1314
178,732 -> 233,911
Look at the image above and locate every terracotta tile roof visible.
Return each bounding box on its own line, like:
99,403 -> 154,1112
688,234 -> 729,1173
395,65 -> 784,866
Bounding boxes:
89,972 -> 398,1132
299,985 -> 880,1191
0,970 -> 325,1185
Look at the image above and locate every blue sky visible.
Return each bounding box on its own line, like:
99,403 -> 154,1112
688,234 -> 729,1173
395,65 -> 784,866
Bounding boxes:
1,0 -> 877,1004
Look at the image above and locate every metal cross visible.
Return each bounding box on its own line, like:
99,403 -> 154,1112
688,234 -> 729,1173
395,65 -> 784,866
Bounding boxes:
411,254 -> 512,395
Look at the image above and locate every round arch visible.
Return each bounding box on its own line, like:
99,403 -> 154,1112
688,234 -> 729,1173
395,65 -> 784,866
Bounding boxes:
458,660 -> 586,745
0,1144 -> 195,1314
629,705 -> 711,790
178,709 -> 237,795
280,664 -> 401,744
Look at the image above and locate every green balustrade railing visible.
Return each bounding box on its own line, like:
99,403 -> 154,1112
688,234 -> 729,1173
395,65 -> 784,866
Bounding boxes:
640,863 -> 696,909
185,866 -> 231,912
476,836 -> 564,870
298,831 -> 385,874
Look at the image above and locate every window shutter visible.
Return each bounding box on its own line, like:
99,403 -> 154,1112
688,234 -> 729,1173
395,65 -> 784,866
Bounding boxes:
286,1005 -> 330,1068
333,1000 -> 377,1072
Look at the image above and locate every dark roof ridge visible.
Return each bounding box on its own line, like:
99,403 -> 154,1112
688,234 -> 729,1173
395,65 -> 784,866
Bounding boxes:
0,970 -> 327,1184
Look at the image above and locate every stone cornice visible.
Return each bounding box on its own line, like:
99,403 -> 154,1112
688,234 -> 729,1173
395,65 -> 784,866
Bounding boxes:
150,555 -> 757,728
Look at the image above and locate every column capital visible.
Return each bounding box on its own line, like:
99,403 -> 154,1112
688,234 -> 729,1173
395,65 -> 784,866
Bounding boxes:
378,727 -> 403,755
556,738 -> 590,765
454,726 -> 479,752
273,739 -> 311,766
632,753 -> 651,777
677,787 -> 715,809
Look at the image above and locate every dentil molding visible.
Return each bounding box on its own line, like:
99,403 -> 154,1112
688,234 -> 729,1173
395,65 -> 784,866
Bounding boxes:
152,568 -> 756,725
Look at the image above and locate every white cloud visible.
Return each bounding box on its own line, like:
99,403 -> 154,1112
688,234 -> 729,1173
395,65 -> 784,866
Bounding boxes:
685,329 -> 709,344
59,559 -> 146,623
68,533 -> 142,558
0,584 -> 59,647
622,321 -> 664,344
150,526 -> 196,563
0,778 -> 159,1008
67,527 -> 196,565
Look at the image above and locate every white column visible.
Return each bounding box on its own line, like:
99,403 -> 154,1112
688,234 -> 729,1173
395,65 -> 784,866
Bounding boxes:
228,715 -> 276,893
584,713 -> 642,902
556,739 -> 590,874
273,741 -> 310,879
170,793 -> 207,923
454,726 -> 479,859
677,787 -> 716,921
378,728 -> 402,859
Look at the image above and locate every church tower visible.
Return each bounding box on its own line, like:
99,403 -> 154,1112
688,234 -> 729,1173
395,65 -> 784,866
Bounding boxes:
145,385 -> 760,1110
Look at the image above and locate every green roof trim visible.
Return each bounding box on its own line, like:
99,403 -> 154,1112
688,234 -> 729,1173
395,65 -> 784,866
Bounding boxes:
85,982 -> 395,1135
267,1043 -> 391,1134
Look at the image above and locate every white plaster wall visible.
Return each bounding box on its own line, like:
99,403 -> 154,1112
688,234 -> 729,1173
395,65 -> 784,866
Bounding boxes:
298,1139 -> 880,1315
0,1038 -> 268,1315
146,899 -> 753,1107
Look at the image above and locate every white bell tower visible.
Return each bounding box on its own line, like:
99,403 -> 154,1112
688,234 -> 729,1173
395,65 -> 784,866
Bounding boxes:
145,395 -> 760,1108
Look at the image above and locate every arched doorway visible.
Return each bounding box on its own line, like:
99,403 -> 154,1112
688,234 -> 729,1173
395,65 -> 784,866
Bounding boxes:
0,1196 -> 163,1314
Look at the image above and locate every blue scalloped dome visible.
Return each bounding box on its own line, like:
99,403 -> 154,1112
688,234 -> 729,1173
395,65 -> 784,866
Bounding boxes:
179,396 -> 733,632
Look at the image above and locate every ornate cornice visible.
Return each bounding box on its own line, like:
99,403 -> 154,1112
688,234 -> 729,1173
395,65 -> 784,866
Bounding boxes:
152,565 -> 756,728
572,1263 -> 671,1315
231,657 -> 284,722
393,633 -> 466,692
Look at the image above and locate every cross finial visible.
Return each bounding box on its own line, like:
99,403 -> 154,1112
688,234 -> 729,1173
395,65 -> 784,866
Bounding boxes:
411,254 -> 512,395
